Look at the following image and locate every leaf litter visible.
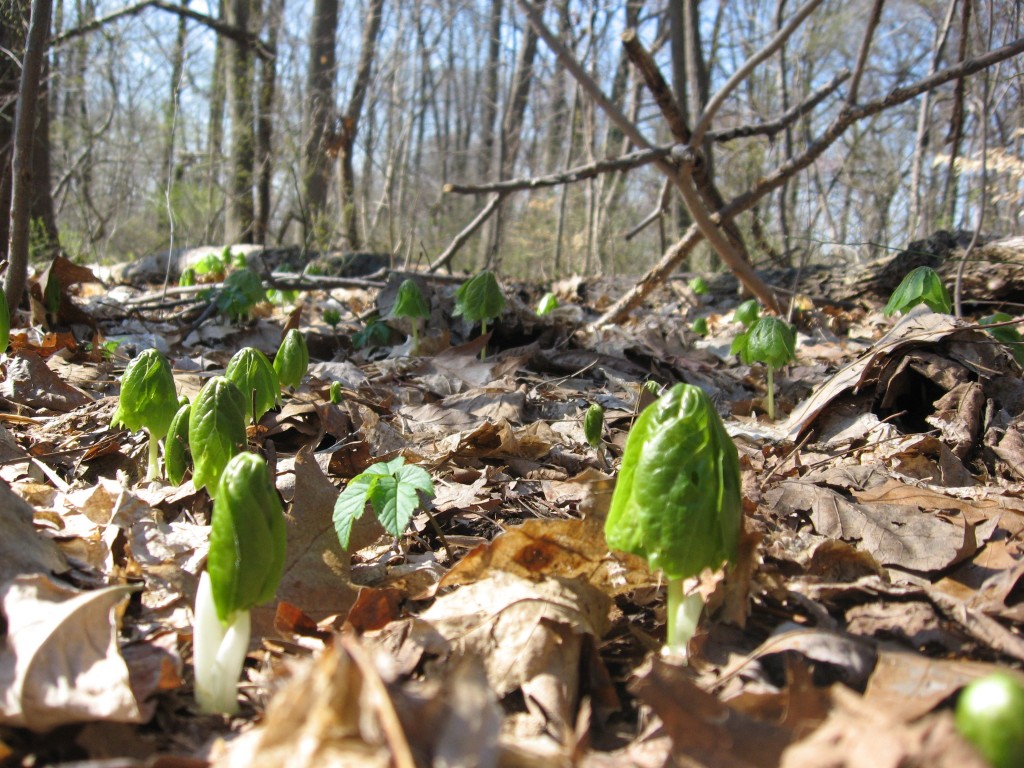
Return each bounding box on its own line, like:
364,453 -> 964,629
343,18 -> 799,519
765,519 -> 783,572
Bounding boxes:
0,264 -> 1022,766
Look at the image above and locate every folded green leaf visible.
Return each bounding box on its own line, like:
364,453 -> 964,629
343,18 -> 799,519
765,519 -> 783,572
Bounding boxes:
225,347 -> 280,423
733,300 -> 760,328
274,329 -> 310,389
883,266 -> 951,317
584,403 -> 604,448
188,376 -> 248,496
165,400 -> 191,486
111,348 -> 179,440
390,279 -> 430,320
454,270 -> 505,325
536,292 -> 559,316
743,316 -> 796,369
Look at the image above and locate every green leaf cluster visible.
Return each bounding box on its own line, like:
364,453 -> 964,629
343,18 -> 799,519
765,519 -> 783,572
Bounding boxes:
225,347 -> 280,423
454,270 -> 505,326
536,292 -> 559,316
274,329 -> 309,388
111,349 -> 178,440
740,316 -> 796,369
883,266 -> 951,317
215,268 -> 265,322
188,376 -> 248,496
352,317 -> 395,350
323,308 -> 342,328
179,267 -> 196,288
605,383 -> 741,581
207,452 -> 286,623
979,313 -> 1024,366
333,457 -> 435,549
390,279 -> 430,320
689,277 -> 708,295
733,300 -> 760,328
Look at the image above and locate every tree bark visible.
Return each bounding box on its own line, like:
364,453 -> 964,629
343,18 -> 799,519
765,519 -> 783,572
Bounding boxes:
301,0 -> 338,239
224,0 -> 255,243
254,0 -> 282,246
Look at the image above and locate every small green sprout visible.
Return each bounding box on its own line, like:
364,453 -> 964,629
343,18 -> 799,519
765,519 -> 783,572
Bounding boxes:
883,266 -> 951,317
225,347 -> 280,424
179,267 -> 196,288
0,288 -> 11,353
194,452 -> 286,714
584,403 -> 605,449
188,376 -> 248,497
536,292 -> 559,316
323,308 -> 342,330
642,381 -> 661,398
454,270 -> 505,359
329,381 -> 343,404
194,251 -> 228,279
111,349 -> 179,481
165,398 -> 191,486
352,317 -> 394,350
274,329 -> 309,389
266,288 -> 299,306
740,316 -> 796,420
216,268 -> 265,323
388,279 -> 430,348
689,276 -> 708,295
733,299 -> 760,328
333,456 -> 435,549
955,672 -> 1024,768
692,317 -> 709,337
605,383 -> 741,661
979,313 -> 1024,366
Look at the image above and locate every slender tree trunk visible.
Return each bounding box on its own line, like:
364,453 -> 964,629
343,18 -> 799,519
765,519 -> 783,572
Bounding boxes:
6,0 -> 54,310
161,0 -> 190,238
225,0 -> 255,243
254,0 -> 282,245
940,0 -> 972,230
478,0 -> 502,183
301,0 -> 337,244
205,0 -> 227,242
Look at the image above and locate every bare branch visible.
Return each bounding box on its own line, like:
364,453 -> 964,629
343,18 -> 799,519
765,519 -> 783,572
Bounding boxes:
443,146 -> 672,195
846,0 -> 886,105
708,68 -> 850,143
430,194 -> 503,272
621,29 -> 690,142
690,0 -> 824,148
625,179 -> 673,242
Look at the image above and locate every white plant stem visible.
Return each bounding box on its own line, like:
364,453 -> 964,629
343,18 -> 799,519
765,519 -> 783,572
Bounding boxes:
664,578 -> 704,662
193,571 -> 251,714
147,434 -> 161,481
766,366 -> 776,421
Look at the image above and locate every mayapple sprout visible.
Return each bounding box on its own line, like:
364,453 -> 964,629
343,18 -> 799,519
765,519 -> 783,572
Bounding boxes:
883,266 -> 951,317
188,376 -> 248,497
955,672 -> 1024,768
979,313 -> 1024,366
165,397 -> 191,486
739,316 -> 796,421
688,276 -> 708,296
194,452 -> 286,714
388,278 -> 430,349
604,383 -> 741,661
584,403 -> 605,449
692,317 -> 709,337
111,349 -> 179,481
274,329 -> 309,389
225,347 -> 280,424
733,299 -> 760,328
454,270 -> 505,360
536,292 -> 559,316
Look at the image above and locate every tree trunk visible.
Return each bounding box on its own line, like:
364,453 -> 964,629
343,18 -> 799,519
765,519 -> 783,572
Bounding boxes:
205,0 -> 227,242
225,0 -> 255,243
301,0 -> 338,242
254,0 -> 282,246
161,0 -> 190,238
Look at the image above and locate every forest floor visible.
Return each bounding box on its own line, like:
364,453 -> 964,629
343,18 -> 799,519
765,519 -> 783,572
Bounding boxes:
1,254 -> 1022,767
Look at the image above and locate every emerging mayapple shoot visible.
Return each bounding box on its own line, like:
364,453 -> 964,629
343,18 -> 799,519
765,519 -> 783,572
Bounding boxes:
225,347 -> 280,424
111,349 -> 179,480
193,452 -> 286,714
165,397 -> 191,486
274,329 -> 309,389
883,266 -> 951,317
388,278 -> 430,349
739,316 -> 796,420
536,292 -> 559,316
188,376 -> 248,497
454,270 -> 505,359
604,383 -> 741,661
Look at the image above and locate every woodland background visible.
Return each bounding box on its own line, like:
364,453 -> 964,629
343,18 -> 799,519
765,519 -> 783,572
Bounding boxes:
1,0 -> 1021,283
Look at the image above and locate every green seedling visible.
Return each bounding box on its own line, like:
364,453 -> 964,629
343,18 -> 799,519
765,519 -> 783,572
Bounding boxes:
352,317 -> 393,350
689,277 -> 708,296
979,313 -> 1024,366
955,672 -> 1024,768
266,288 -> 299,306
188,376 -> 248,497
0,288 -> 10,353
692,317 -> 709,337
193,452 -> 286,714
584,403 -> 605,449
323,308 -> 342,330
179,267 -> 196,288
194,251 -> 228,279
605,383 -> 741,661
165,398 -> 191,486
454,270 -> 505,360
883,266 -> 951,316
733,299 -> 760,329
329,381 -> 343,404
536,292 -> 559,316
333,456 -> 435,549
388,279 -> 430,349
739,316 -> 796,420
111,349 -> 179,481
274,329 -> 309,389
216,268 -> 265,323
225,347 -> 280,424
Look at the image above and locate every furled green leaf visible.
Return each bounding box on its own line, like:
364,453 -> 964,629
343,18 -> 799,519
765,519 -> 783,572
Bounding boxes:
454,270 -> 505,324
194,252 -> 227,277
216,268 -> 265,321
883,266 -> 951,317
323,308 -> 341,328
352,318 -> 394,350
329,381 -> 343,404
390,279 -> 430,320
979,313 -> 1024,366
225,347 -> 280,423
0,287 -> 9,353
689,277 -> 708,295
604,383 -> 742,580
111,348 -> 179,440
584,403 -> 604,448
733,300 -> 760,328
536,292 -> 559,316
274,329 -> 310,388
188,376 -> 248,496
692,317 -> 709,337
179,267 -> 196,288
207,452 -> 286,623
165,401 -> 191,486
742,316 -> 796,369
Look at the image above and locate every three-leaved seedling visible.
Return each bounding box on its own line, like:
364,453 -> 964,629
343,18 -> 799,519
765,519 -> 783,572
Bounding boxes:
388,279 -> 430,350
738,316 -> 796,420
883,266 -> 951,317
193,452 -> 286,714
274,329 -> 309,389
454,270 -> 505,360
225,347 -> 280,424
333,456 -> 435,549
188,376 -> 248,497
605,383 -> 741,661
111,349 -> 179,481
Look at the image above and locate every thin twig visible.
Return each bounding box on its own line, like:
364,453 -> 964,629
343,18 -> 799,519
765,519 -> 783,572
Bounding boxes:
429,193 -> 503,272
845,0 -> 886,106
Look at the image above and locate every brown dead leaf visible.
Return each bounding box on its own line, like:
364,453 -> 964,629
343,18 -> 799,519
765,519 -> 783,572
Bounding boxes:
0,575 -> 142,730
0,350 -> 93,412
0,480 -> 68,585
